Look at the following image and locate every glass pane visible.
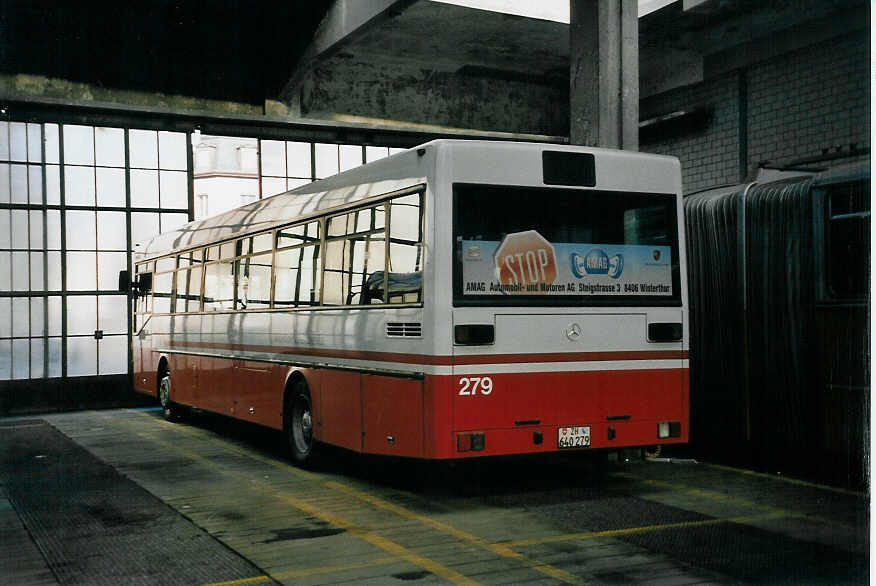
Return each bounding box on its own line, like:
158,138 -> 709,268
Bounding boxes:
287,141 -> 311,177
203,260 -> 235,311
250,232 -> 272,254
11,210 -> 28,249
46,211 -> 61,250
131,212 -> 160,246
45,124 -> 60,164
0,298 -> 9,337
66,252 -> 97,290
12,339 -> 29,379
98,334 -> 128,375
238,253 -> 271,309
160,213 -> 188,233
63,125 -> 95,165
66,210 -> 97,250
10,122 -> 28,162
0,340 -> 10,379
339,145 -> 362,172
11,252 -> 29,291
31,297 -> 44,337
47,252 -> 62,291
159,170 -> 187,208
0,252 -> 10,290
28,165 -> 43,204
97,211 -> 127,250
366,146 -> 389,163
64,165 -> 96,206
11,164 -> 27,204
388,147 -> 406,155
277,221 -> 319,249
96,167 -> 126,207
27,123 -> 42,163
12,297 -> 28,336
48,296 -> 62,336
0,210 -> 8,248
97,252 -> 128,290
0,122 -> 8,161
315,143 -> 339,179
98,295 -> 128,334
48,337 -> 62,377
182,265 -> 202,311
95,127 -> 125,167
30,252 -> 44,290
390,195 -> 421,241
261,177 -> 286,197
29,210 -> 44,250
31,338 -> 45,378
46,164 -> 60,204
131,169 -> 159,207
261,140 -> 285,176
158,131 -> 187,170
130,129 -> 158,169
0,163 -> 9,203
67,336 -> 97,377
67,296 -> 96,335
288,177 -> 310,190
153,271 -> 172,313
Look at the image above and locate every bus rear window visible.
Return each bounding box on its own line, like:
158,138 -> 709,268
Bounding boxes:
453,184 -> 681,306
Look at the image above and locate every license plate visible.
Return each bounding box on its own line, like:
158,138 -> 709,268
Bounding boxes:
557,426 -> 591,449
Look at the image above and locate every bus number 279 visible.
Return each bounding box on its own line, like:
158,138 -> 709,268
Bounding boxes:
458,377 -> 493,396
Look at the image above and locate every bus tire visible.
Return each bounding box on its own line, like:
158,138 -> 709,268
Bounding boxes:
285,381 -> 315,465
157,367 -> 184,422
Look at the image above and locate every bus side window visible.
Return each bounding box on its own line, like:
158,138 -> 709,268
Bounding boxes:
387,194 -> 424,303
204,242 -> 237,311
324,206 -> 386,306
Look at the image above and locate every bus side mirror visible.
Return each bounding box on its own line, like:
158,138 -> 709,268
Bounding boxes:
138,272 -> 153,294
118,270 -> 131,293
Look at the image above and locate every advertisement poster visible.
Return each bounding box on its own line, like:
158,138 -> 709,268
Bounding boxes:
461,230 -> 672,296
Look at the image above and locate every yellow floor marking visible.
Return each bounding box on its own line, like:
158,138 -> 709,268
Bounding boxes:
203,576 -> 273,586
506,512 -> 788,547
702,462 -> 866,498
115,412 -> 480,586
128,410 -> 585,585
614,472 -> 853,530
326,480 -> 585,585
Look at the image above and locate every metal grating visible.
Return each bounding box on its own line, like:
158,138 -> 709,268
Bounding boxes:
386,322 -> 422,338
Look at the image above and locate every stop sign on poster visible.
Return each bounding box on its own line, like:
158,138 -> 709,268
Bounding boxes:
495,230 -> 557,288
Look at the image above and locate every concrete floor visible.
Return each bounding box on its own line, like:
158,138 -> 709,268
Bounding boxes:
1,408 -> 868,585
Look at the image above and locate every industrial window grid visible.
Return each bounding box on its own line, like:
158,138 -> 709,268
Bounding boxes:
0,116 -> 407,382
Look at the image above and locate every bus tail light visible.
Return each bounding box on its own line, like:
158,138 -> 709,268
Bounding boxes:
648,322 -> 683,343
454,325 -> 494,345
658,421 -> 682,438
457,432 -> 485,452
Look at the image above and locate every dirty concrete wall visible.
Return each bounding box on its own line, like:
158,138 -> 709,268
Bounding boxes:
300,60 -> 569,137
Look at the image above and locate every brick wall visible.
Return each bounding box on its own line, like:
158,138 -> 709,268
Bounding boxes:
641,29 -> 869,194
747,30 -> 870,171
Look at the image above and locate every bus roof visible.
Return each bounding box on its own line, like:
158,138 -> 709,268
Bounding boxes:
134,139 -> 680,261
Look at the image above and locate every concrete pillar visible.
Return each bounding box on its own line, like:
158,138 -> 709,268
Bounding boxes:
569,0 -> 639,149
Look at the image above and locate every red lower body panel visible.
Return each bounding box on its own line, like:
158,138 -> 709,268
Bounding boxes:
136,350 -> 687,460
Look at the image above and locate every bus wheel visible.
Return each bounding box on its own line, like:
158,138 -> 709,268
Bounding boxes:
285,383 -> 315,465
158,372 -> 183,422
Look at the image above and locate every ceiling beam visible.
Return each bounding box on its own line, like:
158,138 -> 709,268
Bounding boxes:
280,0 -> 415,104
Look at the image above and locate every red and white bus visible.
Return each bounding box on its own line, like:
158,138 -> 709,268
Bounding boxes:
125,140 -> 688,463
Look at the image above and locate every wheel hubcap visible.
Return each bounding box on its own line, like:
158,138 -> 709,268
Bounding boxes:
292,398 -> 313,454
159,377 -> 170,408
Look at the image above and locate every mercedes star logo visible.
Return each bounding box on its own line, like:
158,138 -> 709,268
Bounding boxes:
565,323 -> 582,341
